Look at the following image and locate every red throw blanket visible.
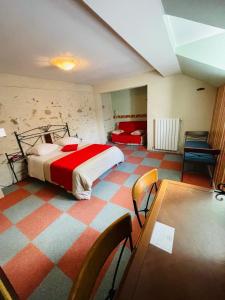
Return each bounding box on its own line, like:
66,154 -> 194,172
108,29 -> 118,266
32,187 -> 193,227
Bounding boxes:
50,144 -> 111,191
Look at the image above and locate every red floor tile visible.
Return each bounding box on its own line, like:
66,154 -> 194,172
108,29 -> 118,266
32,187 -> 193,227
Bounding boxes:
16,180 -> 30,187
182,172 -> 211,188
160,160 -> 182,171
3,244 -> 54,300
137,145 -> 147,151
0,189 -> 30,211
104,170 -> 130,184
35,186 -> 58,201
116,144 -> 127,149
58,227 -> 100,280
134,165 -> 154,175
111,186 -> 134,211
0,213 -> 12,233
17,204 -> 61,240
122,149 -> 133,156
93,178 -> 101,186
147,151 -> 165,160
126,156 -> 144,164
93,247 -> 118,296
68,197 -> 106,225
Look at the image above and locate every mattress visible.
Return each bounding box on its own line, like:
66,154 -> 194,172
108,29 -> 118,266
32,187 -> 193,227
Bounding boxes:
27,144 -> 124,199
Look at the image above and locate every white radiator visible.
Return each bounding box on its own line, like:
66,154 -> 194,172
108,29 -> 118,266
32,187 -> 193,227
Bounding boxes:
154,118 -> 180,151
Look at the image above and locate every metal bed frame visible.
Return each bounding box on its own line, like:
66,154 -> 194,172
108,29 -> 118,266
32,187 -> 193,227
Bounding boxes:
14,123 -> 70,157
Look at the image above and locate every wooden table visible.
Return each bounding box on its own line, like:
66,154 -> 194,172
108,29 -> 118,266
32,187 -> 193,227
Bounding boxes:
116,180 -> 225,300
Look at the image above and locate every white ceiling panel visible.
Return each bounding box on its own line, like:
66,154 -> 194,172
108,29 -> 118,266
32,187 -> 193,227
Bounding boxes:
0,0 -> 152,84
164,15 -> 225,48
83,0 -> 180,76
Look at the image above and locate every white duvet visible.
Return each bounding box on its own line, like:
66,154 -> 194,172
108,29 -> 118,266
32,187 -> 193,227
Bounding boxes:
27,144 -> 124,200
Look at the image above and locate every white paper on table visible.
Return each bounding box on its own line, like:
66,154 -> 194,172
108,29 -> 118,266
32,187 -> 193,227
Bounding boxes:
150,221 -> 175,254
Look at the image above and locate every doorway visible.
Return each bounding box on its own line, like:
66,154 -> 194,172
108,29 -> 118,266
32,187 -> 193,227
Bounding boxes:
101,85 -> 147,145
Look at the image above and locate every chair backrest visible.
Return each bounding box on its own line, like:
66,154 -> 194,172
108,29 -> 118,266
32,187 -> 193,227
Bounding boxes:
132,169 -> 158,206
68,213 -> 132,300
0,267 -> 19,300
185,131 -> 209,142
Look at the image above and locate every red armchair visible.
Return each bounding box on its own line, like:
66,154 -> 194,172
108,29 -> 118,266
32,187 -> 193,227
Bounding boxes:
111,121 -> 147,145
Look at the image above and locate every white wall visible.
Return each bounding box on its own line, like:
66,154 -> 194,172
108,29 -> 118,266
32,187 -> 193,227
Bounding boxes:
111,86 -> 147,122
0,71 -> 217,186
0,73 -> 100,186
94,71 -> 216,150
101,92 -> 115,140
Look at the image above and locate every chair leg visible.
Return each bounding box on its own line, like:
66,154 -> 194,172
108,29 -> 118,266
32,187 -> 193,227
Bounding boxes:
105,237 -> 128,300
133,200 -> 142,228
144,183 -> 155,218
129,234 -> 134,251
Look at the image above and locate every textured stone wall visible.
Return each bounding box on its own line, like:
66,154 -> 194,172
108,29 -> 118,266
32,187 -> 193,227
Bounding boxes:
0,73 -> 100,186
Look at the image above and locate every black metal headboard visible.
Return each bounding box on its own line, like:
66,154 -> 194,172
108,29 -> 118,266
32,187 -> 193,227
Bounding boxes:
14,123 -> 70,156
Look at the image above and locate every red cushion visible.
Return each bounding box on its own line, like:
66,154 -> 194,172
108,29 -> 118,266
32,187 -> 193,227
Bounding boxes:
61,144 -> 78,152
118,121 -> 147,132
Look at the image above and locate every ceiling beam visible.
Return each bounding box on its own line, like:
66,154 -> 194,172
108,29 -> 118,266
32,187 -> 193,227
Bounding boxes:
83,0 -> 180,76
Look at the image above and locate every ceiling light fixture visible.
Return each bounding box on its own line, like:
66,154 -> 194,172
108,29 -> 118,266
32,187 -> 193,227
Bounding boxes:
51,56 -> 76,71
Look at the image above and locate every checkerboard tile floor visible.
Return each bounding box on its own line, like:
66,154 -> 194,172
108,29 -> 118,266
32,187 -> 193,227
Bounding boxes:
0,145 -> 211,299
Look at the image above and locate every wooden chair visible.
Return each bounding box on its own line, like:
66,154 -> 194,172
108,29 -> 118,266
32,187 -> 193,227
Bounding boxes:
69,213 -> 133,300
132,169 -> 158,228
0,267 -> 19,300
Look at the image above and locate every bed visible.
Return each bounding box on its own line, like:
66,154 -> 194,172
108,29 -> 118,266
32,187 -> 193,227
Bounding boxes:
14,124 -> 124,199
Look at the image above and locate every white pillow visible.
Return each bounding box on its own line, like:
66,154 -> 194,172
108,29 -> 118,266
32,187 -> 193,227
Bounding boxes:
112,130 -> 124,135
26,143 -> 59,156
55,136 -> 80,146
131,130 -> 144,136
